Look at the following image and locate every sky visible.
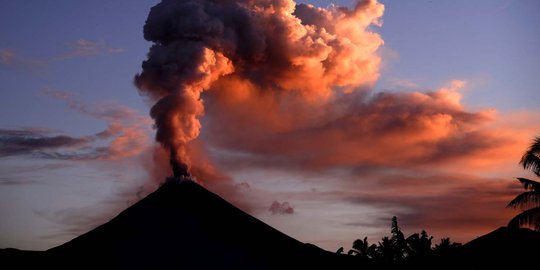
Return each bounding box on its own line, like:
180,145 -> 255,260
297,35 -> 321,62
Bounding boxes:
0,0 -> 539,251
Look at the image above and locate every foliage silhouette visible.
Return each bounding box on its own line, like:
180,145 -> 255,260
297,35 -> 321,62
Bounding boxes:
347,216 -> 461,266
348,237 -> 377,259
376,236 -> 394,262
433,237 -> 461,253
390,216 -> 407,260
406,230 -> 433,258
520,136 -> 540,175
507,135 -> 540,231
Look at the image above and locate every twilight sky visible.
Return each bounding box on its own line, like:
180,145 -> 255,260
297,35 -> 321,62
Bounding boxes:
1,0 -> 539,251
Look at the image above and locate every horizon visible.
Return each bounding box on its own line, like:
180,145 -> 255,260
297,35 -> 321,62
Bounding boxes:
1,0 -> 539,252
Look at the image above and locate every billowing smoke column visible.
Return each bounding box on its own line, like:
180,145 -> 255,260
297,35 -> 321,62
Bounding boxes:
135,0 -> 384,178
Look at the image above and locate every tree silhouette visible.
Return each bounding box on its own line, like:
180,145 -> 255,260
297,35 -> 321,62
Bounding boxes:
390,216 -> 406,260
406,230 -> 433,258
376,236 -> 395,262
347,216 -> 461,266
433,237 -> 461,253
349,237 -> 376,258
520,136 -> 540,176
507,136 -> 540,231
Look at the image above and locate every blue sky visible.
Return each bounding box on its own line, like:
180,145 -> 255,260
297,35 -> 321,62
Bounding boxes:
1,0 -> 539,251
374,0 -> 540,111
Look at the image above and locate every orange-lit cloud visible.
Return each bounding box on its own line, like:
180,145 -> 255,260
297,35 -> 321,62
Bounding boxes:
199,76 -> 539,245
4,89 -> 154,161
203,79 -> 534,171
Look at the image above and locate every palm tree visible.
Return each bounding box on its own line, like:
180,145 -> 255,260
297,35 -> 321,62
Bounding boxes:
520,136 -> 540,176
348,237 -> 377,258
433,237 -> 461,253
507,136 -> 540,231
377,236 -> 395,262
406,230 -> 433,257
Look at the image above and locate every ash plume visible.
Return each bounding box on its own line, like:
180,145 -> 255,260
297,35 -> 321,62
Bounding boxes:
134,0 -> 384,178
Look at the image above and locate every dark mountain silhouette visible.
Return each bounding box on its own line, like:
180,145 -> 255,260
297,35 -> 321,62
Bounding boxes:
1,179 -> 353,269
414,226 -> 540,270
455,226 -> 540,269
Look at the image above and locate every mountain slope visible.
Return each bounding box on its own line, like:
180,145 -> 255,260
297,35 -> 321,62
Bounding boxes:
39,179 -> 347,269
455,226 -> 540,269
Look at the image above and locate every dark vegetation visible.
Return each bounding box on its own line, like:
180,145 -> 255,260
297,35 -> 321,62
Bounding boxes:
340,216 -> 462,269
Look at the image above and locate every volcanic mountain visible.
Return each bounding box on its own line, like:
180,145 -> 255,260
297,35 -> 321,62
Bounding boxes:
2,179 -> 349,269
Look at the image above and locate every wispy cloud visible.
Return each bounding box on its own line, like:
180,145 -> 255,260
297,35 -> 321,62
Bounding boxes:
384,78 -> 421,90
0,176 -> 40,186
1,38 -> 123,75
41,89 -> 150,126
61,39 -> 125,59
1,89 -> 151,162
0,128 -> 90,158
0,48 -> 47,75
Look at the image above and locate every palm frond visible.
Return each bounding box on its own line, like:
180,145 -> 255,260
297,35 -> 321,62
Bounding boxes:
516,178 -> 540,191
520,136 -> 540,176
507,191 -> 540,209
508,207 -> 540,230
352,237 -> 368,252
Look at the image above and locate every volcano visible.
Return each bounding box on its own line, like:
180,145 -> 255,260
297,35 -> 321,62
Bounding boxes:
2,179 -> 349,269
